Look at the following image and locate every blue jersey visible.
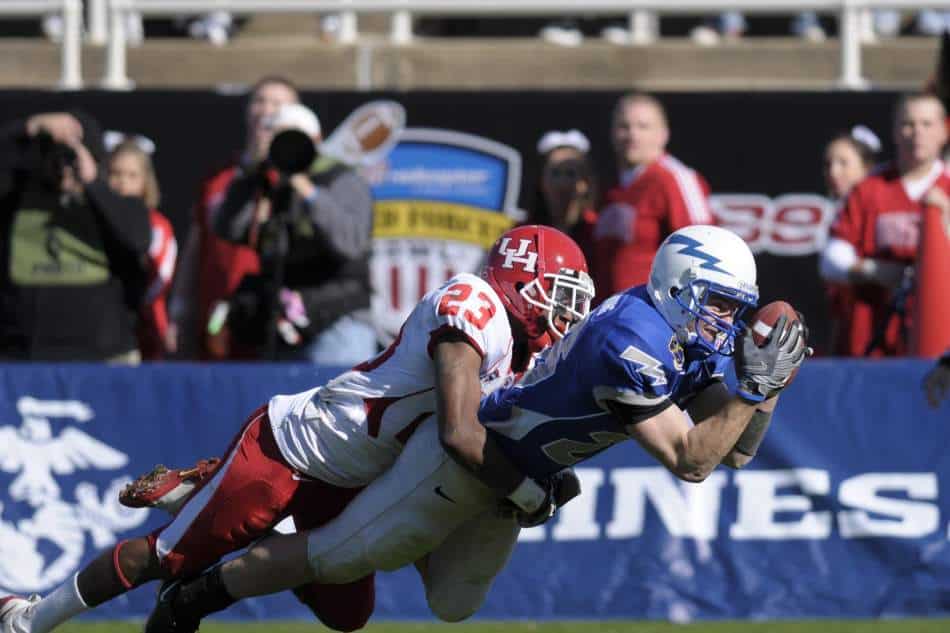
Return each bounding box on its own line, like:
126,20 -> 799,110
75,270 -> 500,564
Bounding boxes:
479,285 -> 731,480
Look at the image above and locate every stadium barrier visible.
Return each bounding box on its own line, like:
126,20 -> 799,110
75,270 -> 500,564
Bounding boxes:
102,0 -> 950,90
1,0 -> 82,89
0,359 -> 947,621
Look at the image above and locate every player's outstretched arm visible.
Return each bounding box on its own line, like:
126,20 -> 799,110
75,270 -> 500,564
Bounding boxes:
627,317 -> 806,482
627,395 -> 764,483
723,393 -> 779,468
686,381 -> 779,469
433,335 -> 554,522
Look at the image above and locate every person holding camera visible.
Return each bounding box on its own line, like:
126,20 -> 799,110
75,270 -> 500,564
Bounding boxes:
213,103 -> 376,364
0,111 -> 151,362
169,76 -> 300,361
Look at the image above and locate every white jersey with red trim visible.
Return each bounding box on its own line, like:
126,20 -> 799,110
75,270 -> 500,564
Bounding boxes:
268,273 -> 514,488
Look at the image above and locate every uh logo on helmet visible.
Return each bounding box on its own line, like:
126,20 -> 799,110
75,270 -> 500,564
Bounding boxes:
482,225 -> 595,344
649,225 -> 759,355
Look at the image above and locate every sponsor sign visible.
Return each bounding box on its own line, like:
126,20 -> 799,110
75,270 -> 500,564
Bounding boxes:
368,129 -> 524,345
0,361 -> 948,620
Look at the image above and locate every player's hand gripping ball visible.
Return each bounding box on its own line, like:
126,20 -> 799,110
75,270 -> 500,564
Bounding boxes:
734,301 -> 811,403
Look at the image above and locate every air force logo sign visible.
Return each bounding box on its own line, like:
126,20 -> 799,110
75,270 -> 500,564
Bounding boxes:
0,397 -> 149,593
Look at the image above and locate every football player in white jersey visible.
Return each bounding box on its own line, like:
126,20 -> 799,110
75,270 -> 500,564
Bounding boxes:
0,225 -> 595,633
134,225 -> 809,633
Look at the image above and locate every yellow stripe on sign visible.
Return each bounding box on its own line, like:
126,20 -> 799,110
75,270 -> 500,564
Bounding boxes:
373,200 -> 515,249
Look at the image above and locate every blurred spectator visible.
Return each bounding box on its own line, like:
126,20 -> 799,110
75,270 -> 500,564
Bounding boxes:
106,136 -> 177,360
539,19 -> 585,47
690,12 -> 746,44
169,75 -> 298,360
821,126 -> 881,355
824,126 -> 881,201
214,103 -> 376,364
819,93 -> 950,357
0,112 -> 150,362
592,93 -> 714,299
538,15 -> 653,46
923,349 -> 950,407
689,11 -> 904,45
915,11 -> 950,37
532,129 -> 598,265
173,12 -> 236,46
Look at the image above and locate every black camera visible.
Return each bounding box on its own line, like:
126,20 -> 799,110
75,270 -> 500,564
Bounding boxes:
32,131 -> 78,190
267,129 -> 317,174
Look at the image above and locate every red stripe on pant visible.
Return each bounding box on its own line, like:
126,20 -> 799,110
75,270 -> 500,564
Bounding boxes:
146,404 -> 376,630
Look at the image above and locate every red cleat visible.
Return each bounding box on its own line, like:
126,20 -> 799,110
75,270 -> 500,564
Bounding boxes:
120,459 -> 220,514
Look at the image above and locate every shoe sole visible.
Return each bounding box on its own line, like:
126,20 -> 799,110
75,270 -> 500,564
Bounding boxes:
119,459 -> 220,508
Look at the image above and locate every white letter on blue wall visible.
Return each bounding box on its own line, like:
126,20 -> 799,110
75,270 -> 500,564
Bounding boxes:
731,469 -> 831,540
606,467 -> 726,540
837,473 -> 938,539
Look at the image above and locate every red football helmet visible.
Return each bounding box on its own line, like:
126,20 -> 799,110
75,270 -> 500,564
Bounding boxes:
482,225 -> 595,342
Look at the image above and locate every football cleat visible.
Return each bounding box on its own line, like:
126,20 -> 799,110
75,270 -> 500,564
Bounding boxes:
119,458 -> 220,515
0,595 -> 38,633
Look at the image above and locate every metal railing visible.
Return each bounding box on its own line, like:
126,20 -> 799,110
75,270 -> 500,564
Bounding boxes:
92,0 -> 950,90
4,0 -> 83,89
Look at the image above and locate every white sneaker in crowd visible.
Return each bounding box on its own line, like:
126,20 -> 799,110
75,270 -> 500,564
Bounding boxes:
601,25 -> 632,46
540,21 -> 583,47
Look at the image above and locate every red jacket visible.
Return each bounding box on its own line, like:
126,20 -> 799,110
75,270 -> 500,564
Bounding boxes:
829,161 -> 950,356
194,164 -> 261,359
592,154 -> 714,300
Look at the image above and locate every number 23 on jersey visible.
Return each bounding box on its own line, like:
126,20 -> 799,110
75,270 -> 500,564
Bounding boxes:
438,283 -> 496,330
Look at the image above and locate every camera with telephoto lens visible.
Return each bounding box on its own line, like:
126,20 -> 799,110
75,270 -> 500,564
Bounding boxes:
267,129 -> 317,174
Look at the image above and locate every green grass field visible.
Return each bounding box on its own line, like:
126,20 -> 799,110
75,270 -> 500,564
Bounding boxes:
55,620 -> 950,633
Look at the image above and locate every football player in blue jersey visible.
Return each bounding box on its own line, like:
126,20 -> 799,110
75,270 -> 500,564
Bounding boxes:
480,224 -> 808,484
136,225 -> 809,631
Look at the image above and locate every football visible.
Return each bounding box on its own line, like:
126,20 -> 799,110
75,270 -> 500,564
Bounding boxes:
747,300 -> 803,386
748,300 -> 800,347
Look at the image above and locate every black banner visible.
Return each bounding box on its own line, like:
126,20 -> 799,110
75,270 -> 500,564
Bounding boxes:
0,90 -> 905,352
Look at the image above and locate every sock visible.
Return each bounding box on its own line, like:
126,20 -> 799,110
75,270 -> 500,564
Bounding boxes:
176,566 -> 236,621
29,573 -> 89,633
157,481 -> 196,515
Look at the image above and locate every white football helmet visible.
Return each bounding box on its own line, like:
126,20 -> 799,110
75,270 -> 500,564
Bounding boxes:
648,225 -> 759,354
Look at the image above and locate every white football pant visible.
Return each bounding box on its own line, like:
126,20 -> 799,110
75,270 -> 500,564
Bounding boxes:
304,420 -> 520,621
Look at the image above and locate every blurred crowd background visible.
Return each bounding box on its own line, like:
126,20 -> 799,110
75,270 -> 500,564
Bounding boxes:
3,5 -> 950,368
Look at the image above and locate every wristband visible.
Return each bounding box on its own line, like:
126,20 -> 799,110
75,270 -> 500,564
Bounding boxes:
736,386 -> 766,404
507,477 -> 547,514
304,187 -> 320,205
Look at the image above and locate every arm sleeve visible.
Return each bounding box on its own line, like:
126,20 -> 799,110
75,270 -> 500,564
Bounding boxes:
666,168 -> 714,230
302,169 -> 373,260
425,279 -> 503,360
212,169 -> 259,244
84,179 -> 151,256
